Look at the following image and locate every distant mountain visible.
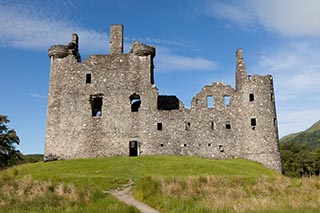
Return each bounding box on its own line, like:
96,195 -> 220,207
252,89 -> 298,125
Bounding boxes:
280,120 -> 320,150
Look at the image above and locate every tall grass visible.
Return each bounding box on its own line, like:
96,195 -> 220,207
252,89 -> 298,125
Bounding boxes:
0,172 -> 138,212
134,175 -> 320,212
0,156 -> 279,212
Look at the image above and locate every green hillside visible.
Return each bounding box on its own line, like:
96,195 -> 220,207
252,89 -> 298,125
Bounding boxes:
280,120 -> 320,149
1,156 -> 320,212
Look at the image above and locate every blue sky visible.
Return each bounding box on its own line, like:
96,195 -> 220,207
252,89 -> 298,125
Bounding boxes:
1,0 -> 320,154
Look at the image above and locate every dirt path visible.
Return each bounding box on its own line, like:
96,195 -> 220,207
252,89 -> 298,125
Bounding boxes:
106,180 -> 161,213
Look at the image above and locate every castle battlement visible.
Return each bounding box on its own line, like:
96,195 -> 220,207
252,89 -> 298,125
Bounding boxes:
45,24 -> 282,172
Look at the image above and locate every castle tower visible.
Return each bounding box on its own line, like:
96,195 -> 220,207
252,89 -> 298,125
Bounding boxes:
236,50 -> 282,172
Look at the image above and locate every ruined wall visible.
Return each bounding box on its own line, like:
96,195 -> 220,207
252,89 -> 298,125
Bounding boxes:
45,24 -> 282,172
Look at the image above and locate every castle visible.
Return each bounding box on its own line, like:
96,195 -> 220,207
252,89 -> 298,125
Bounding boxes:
45,24 -> 282,172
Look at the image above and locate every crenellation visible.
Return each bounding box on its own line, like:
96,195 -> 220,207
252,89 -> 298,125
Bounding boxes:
45,24 -> 282,173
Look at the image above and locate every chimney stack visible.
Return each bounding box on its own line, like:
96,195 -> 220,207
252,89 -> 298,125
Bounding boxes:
110,24 -> 123,54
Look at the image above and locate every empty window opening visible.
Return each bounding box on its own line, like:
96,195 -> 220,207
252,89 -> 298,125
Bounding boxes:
210,121 -> 215,130
271,93 -> 274,102
251,118 -> 257,126
184,144 -> 188,147
195,99 -> 200,105
249,93 -> 255,102
157,123 -> 162,131
224,96 -> 231,107
226,122 -> 231,129
86,73 -> 91,84
160,143 -> 164,147
90,95 -> 103,117
274,118 -> 277,126
130,93 -> 141,112
248,75 -> 252,80
185,122 -> 191,130
206,96 -> 214,108
219,145 -> 224,152
208,143 -> 212,147
129,141 -> 138,156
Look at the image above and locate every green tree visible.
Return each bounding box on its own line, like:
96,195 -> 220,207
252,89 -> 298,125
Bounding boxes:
0,115 -> 21,169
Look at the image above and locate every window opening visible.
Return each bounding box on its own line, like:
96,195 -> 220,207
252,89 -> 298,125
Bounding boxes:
208,143 -> 212,147
160,143 -> 164,147
210,121 -> 215,130
248,75 -> 252,80
206,96 -> 214,108
271,93 -> 274,102
90,95 -> 103,117
226,122 -> 231,129
185,122 -> 191,130
251,118 -> 257,126
249,93 -> 254,102
219,145 -> 224,152
184,144 -> 187,147
157,123 -> 162,131
86,73 -> 91,84
129,141 -> 138,156
130,93 -> 141,112
224,96 -> 231,107
274,118 -> 277,126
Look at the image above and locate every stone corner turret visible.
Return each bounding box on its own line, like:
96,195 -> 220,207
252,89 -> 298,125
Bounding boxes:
48,33 -> 81,62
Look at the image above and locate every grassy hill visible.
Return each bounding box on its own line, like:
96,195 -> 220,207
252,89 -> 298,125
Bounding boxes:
280,120 -> 320,149
1,156 -> 320,212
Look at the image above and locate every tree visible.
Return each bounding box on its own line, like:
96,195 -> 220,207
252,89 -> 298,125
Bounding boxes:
0,115 -> 21,169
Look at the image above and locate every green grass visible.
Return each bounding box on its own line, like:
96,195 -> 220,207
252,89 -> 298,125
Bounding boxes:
3,156 -> 314,212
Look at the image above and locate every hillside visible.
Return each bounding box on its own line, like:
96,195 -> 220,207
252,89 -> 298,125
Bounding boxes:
280,120 -> 320,149
1,156 -> 320,212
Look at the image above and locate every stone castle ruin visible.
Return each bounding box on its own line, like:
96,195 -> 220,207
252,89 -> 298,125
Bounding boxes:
45,24 -> 282,172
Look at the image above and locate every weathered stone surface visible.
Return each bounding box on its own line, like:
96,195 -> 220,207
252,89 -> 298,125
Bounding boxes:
45,24 -> 282,173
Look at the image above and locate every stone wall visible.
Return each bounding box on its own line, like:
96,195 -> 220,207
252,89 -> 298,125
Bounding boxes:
45,24 -> 282,172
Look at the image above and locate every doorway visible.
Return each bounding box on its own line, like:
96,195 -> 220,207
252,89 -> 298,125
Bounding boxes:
129,141 -> 138,156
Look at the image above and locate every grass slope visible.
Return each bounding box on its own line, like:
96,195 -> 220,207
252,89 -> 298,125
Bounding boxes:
0,156 -> 274,212
1,156 -> 320,212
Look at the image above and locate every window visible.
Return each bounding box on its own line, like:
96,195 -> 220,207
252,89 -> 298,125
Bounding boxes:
184,144 -> 187,147
130,93 -> 141,112
208,143 -> 212,147
251,118 -> 257,126
90,95 -> 103,117
219,145 -> 224,152
271,93 -> 274,102
185,122 -> 191,130
210,121 -> 215,130
248,75 -> 252,80
249,93 -> 254,102
226,122 -> 231,129
251,118 -> 256,130
160,143 -> 164,147
274,118 -> 277,126
157,123 -> 162,130
86,73 -> 91,84
224,96 -> 231,107
206,96 -> 214,108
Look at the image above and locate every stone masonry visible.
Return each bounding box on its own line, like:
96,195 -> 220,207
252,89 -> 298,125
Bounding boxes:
45,24 -> 282,172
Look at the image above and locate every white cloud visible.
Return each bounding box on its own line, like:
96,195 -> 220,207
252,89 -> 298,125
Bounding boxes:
29,93 -> 47,99
0,3 -> 107,53
155,47 -> 217,72
205,0 -> 320,37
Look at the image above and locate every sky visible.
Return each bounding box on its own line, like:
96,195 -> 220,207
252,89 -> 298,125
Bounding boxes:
1,0 -> 320,154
